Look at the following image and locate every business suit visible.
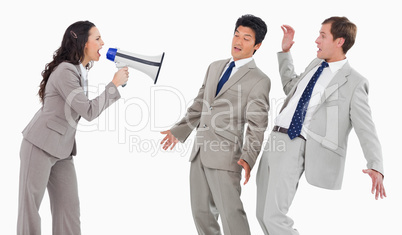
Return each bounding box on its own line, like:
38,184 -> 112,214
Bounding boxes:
256,52 -> 384,234
18,62 -> 120,235
171,58 -> 270,234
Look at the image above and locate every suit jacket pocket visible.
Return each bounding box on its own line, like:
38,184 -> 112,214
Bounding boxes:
47,119 -> 68,135
215,129 -> 238,144
321,139 -> 346,157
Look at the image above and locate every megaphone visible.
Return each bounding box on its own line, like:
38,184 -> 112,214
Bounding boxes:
106,48 -> 165,87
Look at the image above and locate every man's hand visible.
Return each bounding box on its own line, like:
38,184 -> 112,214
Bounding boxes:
160,130 -> 179,150
237,159 -> 251,185
362,169 -> 387,200
281,25 -> 295,52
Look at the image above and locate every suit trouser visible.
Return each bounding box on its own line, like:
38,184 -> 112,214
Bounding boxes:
256,132 -> 305,235
17,139 -> 81,235
190,153 -> 251,235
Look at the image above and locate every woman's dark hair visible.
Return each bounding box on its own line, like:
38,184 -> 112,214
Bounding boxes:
38,20 -> 95,103
235,14 -> 267,50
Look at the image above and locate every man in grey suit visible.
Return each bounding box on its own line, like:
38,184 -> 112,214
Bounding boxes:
160,14 -> 270,235
256,16 -> 386,235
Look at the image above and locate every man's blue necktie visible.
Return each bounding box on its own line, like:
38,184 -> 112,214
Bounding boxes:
216,61 -> 236,96
288,61 -> 329,140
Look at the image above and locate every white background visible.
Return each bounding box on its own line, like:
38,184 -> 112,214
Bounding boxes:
1,0 -> 400,234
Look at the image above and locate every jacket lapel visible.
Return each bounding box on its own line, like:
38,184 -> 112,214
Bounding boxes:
214,59 -> 254,99
319,61 -> 350,104
210,59 -> 230,100
74,64 -> 82,85
309,61 -> 350,116
74,64 -> 89,97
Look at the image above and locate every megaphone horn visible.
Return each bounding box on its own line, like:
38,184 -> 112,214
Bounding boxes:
107,48 -> 165,86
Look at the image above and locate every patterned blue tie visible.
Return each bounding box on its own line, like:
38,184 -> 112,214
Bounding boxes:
216,61 -> 236,96
288,61 -> 329,140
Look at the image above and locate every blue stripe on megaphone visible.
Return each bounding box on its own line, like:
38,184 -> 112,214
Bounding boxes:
115,52 -> 161,67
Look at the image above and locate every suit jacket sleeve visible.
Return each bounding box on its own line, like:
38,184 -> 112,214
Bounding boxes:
350,79 -> 384,175
52,63 -> 121,122
241,77 -> 271,170
170,64 -> 211,142
278,52 -> 319,95
278,52 -> 299,94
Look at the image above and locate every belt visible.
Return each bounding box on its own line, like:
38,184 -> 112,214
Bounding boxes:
272,126 -> 306,141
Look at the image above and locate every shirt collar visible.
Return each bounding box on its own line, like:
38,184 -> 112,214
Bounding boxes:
327,58 -> 348,73
79,63 -> 87,79
230,57 -> 253,68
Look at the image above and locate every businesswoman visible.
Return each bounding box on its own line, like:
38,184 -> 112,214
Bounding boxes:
17,21 -> 128,235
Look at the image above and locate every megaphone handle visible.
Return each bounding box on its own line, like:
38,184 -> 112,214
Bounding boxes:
116,63 -> 128,87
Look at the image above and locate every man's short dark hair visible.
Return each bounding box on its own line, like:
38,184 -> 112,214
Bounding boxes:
235,14 -> 268,46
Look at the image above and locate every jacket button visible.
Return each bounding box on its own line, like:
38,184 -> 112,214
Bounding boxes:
203,124 -> 207,128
